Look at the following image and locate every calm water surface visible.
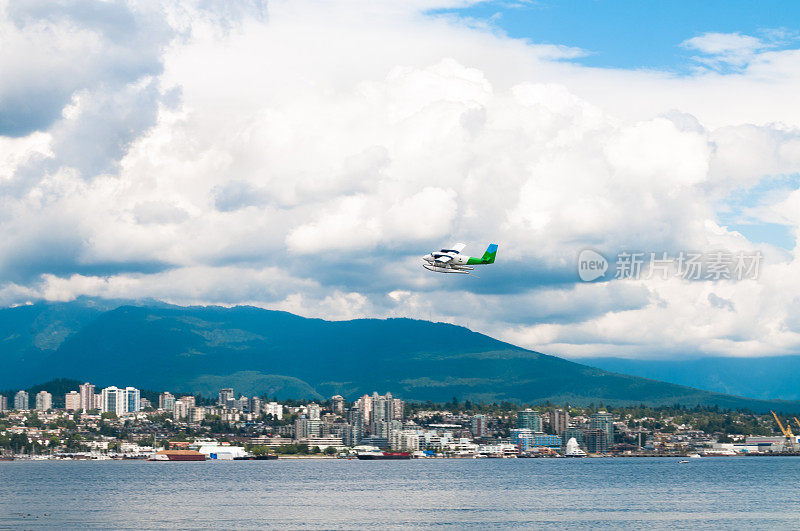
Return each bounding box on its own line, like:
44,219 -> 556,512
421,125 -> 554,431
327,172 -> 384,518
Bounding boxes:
1,457 -> 799,529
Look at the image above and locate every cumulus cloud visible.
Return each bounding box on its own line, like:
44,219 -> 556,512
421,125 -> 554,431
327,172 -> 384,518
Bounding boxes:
2,1 -> 800,360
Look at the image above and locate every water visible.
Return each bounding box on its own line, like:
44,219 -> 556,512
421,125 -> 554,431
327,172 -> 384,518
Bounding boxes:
2,457 -> 799,529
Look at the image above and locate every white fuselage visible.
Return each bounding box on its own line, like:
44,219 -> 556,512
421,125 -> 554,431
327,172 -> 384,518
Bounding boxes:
421,251 -> 473,274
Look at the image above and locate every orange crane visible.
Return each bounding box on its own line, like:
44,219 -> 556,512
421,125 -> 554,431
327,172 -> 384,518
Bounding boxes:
771,411 -> 797,452
794,417 -> 800,432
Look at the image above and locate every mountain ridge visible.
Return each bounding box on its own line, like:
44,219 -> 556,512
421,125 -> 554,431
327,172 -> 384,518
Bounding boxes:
3,299 -> 800,413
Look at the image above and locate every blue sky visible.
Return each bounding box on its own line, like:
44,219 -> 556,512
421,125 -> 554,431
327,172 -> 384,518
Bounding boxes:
435,0 -> 800,72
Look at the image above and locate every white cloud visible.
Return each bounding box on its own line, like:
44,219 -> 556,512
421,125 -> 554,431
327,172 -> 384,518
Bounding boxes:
2,2 -> 800,360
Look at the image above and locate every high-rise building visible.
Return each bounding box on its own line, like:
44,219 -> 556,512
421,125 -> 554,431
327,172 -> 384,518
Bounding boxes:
79,383 -> 95,411
295,417 -> 322,439
101,387 -> 126,415
355,394 -> 373,424
188,406 -> 206,423
372,393 -> 389,423
65,391 -> 81,411
562,427 -> 584,448
584,429 -> 609,454
180,396 -> 196,408
159,392 -> 175,411
124,387 -> 140,413
391,398 -> 405,420
344,410 -> 364,446
14,390 -> 29,410
549,409 -> 570,435
93,394 -> 102,410
517,409 -> 542,432
331,395 -> 345,414
249,396 -> 262,416
99,386 -> 140,415
307,403 -> 321,420
140,398 -> 152,410
218,388 -> 235,408
35,391 -> 53,411
471,414 -> 488,437
364,392 -> 402,432
173,398 -> 189,420
265,402 -> 283,420
0,395 -> 7,412
590,412 -> 614,445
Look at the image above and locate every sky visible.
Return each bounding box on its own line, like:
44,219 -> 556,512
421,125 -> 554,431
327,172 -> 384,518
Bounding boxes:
2,0 -> 800,361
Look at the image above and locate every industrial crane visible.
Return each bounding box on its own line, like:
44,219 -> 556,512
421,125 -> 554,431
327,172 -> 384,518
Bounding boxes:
771,411 -> 798,452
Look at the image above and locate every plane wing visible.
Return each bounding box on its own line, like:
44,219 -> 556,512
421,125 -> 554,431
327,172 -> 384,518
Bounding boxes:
435,255 -> 454,264
451,243 -> 466,253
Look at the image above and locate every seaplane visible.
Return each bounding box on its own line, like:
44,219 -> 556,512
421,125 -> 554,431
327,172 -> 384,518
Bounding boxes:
422,243 -> 498,274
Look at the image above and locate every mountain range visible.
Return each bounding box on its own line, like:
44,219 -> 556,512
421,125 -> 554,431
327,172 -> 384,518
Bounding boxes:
3,299 -> 800,413
583,356 -> 800,401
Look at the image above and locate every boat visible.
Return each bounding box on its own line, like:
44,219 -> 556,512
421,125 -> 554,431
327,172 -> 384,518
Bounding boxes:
234,454 -> 278,460
688,453 -> 702,459
355,446 -> 411,460
149,450 -> 206,461
679,460 -> 689,463
564,437 -> 587,458
357,451 -> 411,460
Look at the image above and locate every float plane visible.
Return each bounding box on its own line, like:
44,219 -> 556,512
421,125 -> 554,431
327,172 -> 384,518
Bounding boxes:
422,243 -> 498,274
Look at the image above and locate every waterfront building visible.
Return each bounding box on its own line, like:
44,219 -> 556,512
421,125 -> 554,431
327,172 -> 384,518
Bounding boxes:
93,393 -> 102,410
65,391 -> 81,411
218,388 -> 235,408
265,401 -> 283,420
159,392 -> 175,411
590,411 -> 614,445
79,383 -> 95,411
549,409 -> 569,435
35,391 -> 53,411
585,429 -> 609,453
511,429 -> 561,452
295,417 -> 322,439
307,402 -> 321,420
517,409 -> 542,432
471,414 -> 488,437
562,427 -> 584,448
390,430 -> 420,451
331,395 -> 345,414
0,395 -> 7,412
14,390 -> 29,410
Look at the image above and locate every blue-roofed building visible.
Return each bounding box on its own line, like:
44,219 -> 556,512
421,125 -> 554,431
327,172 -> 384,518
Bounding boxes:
511,429 -> 562,452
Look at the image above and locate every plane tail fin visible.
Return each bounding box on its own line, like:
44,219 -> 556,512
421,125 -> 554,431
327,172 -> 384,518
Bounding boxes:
481,244 -> 498,264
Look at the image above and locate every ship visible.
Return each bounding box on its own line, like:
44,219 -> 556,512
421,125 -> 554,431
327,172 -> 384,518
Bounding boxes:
564,437 -> 587,458
149,450 -> 207,461
355,446 -> 412,460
